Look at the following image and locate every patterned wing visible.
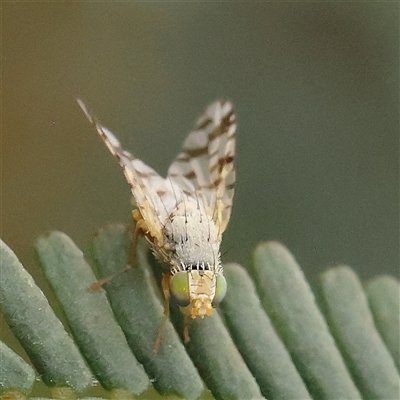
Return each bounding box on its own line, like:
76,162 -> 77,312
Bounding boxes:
167,100 -> 236,236
77,99 -> 180,243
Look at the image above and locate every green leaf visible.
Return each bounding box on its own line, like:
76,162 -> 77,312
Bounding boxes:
365,275 -> 400,371
1,229 -> 399,399
251,242 -> 361,399
0,341 -> 35,395
320,266 -> 400,399
175,308 -> 263,400
91,225 -> 204,400
220,263 -> 311,399
0,238 -> 92,393
35,231 -> 149,395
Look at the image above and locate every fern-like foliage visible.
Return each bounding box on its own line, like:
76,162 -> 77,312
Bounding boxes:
0,224 -> 399,400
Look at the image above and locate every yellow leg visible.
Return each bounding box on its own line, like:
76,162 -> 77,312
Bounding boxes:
183,315 -> 191,344
128,224 -> 141,267
89,224 -> 141,291
152,272 -> 172,355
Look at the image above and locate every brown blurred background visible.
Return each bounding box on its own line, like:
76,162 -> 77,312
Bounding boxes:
2,3 -> 399,291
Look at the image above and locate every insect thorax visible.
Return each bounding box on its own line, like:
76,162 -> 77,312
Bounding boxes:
154,200 -> 224,317
159,200 -> 221,272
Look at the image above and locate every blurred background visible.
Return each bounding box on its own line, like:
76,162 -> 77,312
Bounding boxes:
2,3 -> 399,291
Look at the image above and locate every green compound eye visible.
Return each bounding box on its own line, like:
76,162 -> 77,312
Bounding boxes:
169,272 -> 190,307
212,274 -> 227,306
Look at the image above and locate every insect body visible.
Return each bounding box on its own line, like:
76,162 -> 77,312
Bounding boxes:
78,99 -> 236,320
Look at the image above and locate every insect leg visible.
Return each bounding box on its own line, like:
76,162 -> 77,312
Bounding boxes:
152,272 -> 172,355
89,263 -> 131,291
183,314 -> 191,343
128,223 -> 141,267
89,224 -> 141,291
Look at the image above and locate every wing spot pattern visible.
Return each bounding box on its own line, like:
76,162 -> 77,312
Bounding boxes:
78,98 -> 236,246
